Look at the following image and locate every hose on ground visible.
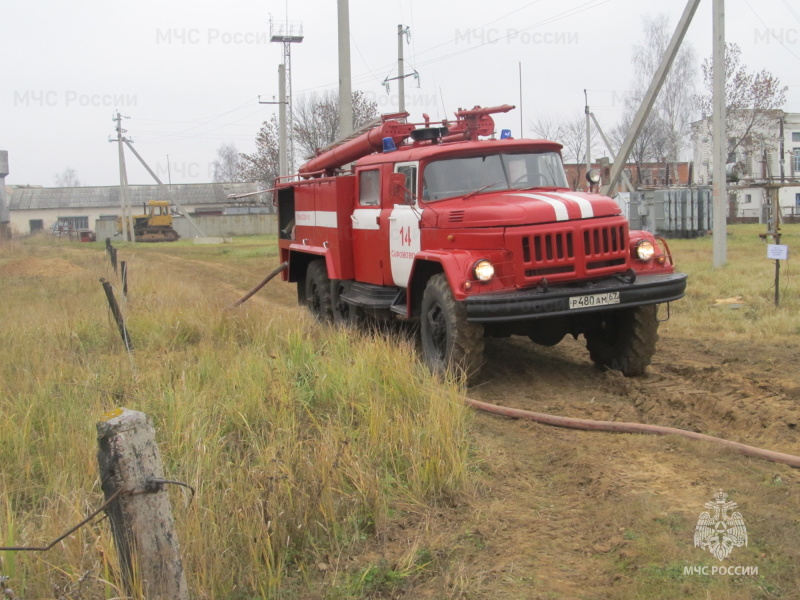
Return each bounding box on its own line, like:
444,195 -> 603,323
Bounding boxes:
464,396 -> 800,469
227,262 -> 288,310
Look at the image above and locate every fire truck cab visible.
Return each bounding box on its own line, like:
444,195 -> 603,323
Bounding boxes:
275,105 -> 687,379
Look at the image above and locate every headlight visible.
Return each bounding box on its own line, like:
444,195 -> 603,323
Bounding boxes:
473,259 -> 495,281
635,239 -> 655,261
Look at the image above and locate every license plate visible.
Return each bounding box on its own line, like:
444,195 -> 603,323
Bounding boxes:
568,291 -> 620,309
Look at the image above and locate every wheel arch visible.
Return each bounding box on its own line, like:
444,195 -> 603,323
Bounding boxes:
287,249 -> 329,284
407,259 -> 444,318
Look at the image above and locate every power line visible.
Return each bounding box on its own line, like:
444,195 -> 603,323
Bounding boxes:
742,0 -> 800,63
132,98 -> 258,126
778,0 -> 800,25
293,0 -> 608,96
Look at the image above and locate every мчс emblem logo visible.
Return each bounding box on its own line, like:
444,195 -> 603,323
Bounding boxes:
693,489 -> 748,561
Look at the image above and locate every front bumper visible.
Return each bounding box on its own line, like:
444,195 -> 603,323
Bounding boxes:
464,273 -> 688,323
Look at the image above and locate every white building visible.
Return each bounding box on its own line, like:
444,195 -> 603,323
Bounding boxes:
7,182 -> 262,235
691,111 -> 800,222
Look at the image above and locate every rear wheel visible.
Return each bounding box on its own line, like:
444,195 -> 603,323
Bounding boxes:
305,260 -> 333,322
420,274 -> 484,380
584,305 -> 659,376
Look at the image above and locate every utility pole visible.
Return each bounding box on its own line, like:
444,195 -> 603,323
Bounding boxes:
384,26 -> 417,117
270,17 -> 303,173
279,64 -> 288,177
779,115 -> 785,183
0,151 -> 10,241
338,0 -> 353,137
398,24 -> 408,113
584,90 -> 592,183
111,112 -> 135,244
519,62 -> 523,137
258,65 -> 289,177
711,0 -> 726,267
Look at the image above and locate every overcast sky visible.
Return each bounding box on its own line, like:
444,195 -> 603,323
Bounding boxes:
2,0 -> 799,187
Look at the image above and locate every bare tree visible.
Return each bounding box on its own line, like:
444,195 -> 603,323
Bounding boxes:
293,90 -> 379,159
529,115 -> 564,142
696,42 -> 787,160
293,91 -> 340,160
631,14 -> 696,164
54,167 -> 81,187
559,115 -> 599,189
609,106 -> 666,185
212,143 -> 241,183
238,115 -> 280,189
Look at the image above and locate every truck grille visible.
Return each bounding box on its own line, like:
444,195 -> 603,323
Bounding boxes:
517,221 -> 629,283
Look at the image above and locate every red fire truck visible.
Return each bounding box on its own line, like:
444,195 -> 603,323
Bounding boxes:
275,105 -> 686,379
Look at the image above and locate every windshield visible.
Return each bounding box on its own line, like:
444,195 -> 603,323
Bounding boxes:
422,151 -> 569,202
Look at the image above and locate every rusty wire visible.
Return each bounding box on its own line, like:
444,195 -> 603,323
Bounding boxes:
0,479 -> 195,553
0,489 -> 125,552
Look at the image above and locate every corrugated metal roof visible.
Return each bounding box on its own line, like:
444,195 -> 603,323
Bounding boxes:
9,182 -> 258,210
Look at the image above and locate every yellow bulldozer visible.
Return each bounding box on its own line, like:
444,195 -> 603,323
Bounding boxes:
117,200 -> 180,242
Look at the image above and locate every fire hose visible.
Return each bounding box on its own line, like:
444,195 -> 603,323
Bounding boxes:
227,262 -> 288,310
464,396 -> 800,468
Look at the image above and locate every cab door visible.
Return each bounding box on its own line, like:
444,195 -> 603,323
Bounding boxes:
351,168 -> 385,284
386,161 -> 421,288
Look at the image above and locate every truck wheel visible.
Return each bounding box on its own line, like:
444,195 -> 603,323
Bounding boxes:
584,305 -> 659,376
420,274 -> 484,380
305,260 -> 333,322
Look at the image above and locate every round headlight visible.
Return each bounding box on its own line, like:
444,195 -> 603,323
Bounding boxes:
586,168 -> 601,185
473,259 -> 495,281
635,239 -> 655,261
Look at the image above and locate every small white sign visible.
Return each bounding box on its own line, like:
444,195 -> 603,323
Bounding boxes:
767,244 -> 788,260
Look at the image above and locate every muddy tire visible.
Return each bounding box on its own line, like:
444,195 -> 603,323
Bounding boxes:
420,274 -> 484,380
305,260 -> 333,322
584,305 -> 659,376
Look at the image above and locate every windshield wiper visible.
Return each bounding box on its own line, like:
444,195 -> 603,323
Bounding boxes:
462,179 -> 504,200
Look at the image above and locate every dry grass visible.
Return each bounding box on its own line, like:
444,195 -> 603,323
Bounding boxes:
0,237 -> 472,599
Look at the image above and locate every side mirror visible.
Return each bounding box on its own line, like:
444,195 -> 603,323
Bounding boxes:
390,172 -> 413,204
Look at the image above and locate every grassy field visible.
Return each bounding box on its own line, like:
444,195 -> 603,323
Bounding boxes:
0,225 -> 798,599
660,224 -> 800,340
0,236 -> 472,599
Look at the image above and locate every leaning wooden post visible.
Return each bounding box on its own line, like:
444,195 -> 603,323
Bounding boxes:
97,408 -> 189,600
120,261 -> 128,299
99,278 -> 133,351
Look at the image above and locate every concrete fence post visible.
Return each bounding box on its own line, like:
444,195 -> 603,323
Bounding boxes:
97,408 -> 189,600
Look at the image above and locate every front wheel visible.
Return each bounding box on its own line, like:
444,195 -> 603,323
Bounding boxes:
584,305 -> 659,376
420,274 -> 485,380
